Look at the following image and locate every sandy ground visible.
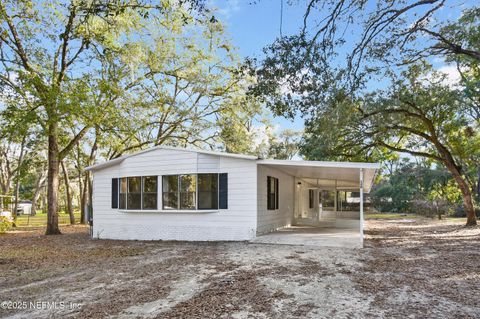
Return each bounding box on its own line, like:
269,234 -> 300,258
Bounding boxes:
0,218 -> 479,319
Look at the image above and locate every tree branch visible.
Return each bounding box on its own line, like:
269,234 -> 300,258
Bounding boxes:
59,126 -> 90,160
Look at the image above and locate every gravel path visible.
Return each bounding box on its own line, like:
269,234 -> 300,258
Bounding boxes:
0,218 -> 478,318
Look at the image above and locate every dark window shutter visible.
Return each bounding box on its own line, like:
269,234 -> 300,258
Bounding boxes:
111,178 -> 119,208
219,173 -> 228,209
275,178 -> 279,209
267,176 -> 272,210
309,189 -> 313,208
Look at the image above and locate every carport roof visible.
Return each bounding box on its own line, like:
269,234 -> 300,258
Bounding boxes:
257,159 -> 380,192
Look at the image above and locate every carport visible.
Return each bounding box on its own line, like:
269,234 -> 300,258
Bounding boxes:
254,159 -> 380,248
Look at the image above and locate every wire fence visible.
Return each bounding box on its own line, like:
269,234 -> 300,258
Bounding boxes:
15,212 -> 82,227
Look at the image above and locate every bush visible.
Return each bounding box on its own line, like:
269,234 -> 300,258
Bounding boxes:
0,216 -> 12,234
370,182 -> 414,213
409,199 -> 452,218
451,205 -> 480,218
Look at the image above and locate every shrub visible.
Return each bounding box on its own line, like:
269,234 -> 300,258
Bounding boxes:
409,199 -> 452,218
451,205 -> 480,218
0,216 -> 12,234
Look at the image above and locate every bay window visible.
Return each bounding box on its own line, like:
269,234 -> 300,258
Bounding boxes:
127,177 -> 141,209
162,175 -> 179,210
162,173 -> 227,210
119,178 -> 127,209
180,175 -> 196,210
198,174 -> 218,210
114,173 -> 227,211
114,176 -> 157,210
142,176 -> 158,209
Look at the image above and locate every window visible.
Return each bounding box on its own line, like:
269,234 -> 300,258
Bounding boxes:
162,175 -> 179,210
198,174 -> 218,209
320,190 -> 335,210
142,176 -> 158,209
309,189 -> 314,209
337,191 -> 360,212
119,178 -> 127,209
127,177 -> 141,209
117,176 -> 157,210
180,175 -> 196,210
162,174 -> 196,210
267,176 -> 279,210
111,178 -> 119,209
162,173 -> 227,210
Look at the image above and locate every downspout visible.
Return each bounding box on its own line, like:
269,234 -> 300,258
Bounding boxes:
359,168 -> 364,247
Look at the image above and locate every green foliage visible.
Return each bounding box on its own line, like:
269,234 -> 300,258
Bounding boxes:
0,216 -> 12,233
0,1 -> 260,232
370,161 -> 461,214
1,1 -> 248,158
267,129 -> 300,160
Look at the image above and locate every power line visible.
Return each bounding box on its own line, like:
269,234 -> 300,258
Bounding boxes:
280,0 -> 283,37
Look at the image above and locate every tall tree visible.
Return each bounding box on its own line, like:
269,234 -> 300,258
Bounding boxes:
61,159 -> 74,224
302,64 -> 479,225
252,1 -> 480,226
267,129 -> 301,160
0,0 -> 205,234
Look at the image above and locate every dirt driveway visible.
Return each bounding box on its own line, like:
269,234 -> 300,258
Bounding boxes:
0,218 -> 479,318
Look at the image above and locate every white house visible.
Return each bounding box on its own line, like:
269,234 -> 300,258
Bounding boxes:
86,146 -> 379,245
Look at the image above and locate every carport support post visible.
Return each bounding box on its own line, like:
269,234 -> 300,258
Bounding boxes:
359,168 -> 364,246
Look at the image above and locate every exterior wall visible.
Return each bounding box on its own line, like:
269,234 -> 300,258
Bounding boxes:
256,165 -> 295,235
92,148 -> 257,241
294,178 -> 318,219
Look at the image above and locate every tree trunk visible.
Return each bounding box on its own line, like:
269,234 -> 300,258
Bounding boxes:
31,169 -> 46,216
46,124 -> 61,235
448,166 -> 477,226
12,179 -> 20,227
79,172 -> 85,224
476,166 -> 480,202
435,201 -> 441,220
80,173 -> 88,224
88,172 -> 93,216
12,136 -> 27,228
61,160 -> 75,225
81,136 -> 97,224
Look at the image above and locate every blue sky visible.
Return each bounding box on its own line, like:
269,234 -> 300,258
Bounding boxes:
207,0 -> 468,137
209,0 -> 308,132
211,0 -> 305,57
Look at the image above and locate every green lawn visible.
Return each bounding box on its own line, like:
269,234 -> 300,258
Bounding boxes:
15,212 -> 82,227
365,213 -> 416,220
365,212 -> 467,222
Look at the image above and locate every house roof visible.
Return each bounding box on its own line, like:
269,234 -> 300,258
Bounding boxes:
86,146 -> 380,191
85,146 -> 259,171
256,159 -> 380,170
257,159 -> 379,192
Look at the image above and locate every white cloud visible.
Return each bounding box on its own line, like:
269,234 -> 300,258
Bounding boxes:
437,65 -> 461,85
422,64 -> 463,88
207,0 -> 241,20
250,122 -> 280,148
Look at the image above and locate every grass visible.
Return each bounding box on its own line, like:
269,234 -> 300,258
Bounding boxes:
365,212 -> 468,222
15,211 -> 82,227
365,213 -> 416,220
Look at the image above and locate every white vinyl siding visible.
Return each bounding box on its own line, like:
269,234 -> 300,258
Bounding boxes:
256,165 -> 294,235
92,148 -> 257,241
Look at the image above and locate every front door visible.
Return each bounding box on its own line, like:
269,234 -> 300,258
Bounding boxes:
294,187 -> 318,225
319,190 -> 336,225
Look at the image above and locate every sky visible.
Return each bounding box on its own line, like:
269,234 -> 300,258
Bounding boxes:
206,0 -> 467,139
208,0 -> 308,133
